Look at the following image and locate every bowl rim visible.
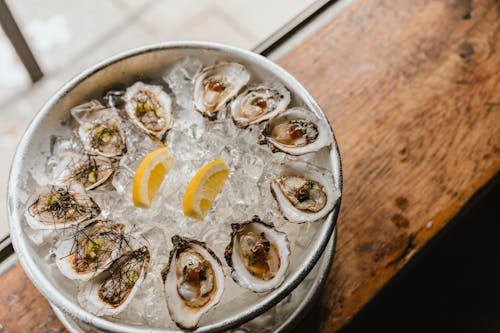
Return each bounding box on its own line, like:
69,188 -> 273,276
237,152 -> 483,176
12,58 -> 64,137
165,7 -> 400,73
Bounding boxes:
7,41 -> 343,332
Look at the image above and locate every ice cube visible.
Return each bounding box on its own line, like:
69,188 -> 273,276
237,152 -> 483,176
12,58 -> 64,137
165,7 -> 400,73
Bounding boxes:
69,100 -> 106,124
167,128 -> 207,163
173,108 -> 206,140
235,124 -> 261,148
89,189 -> 120,218
198,130 -> 230,159
123,123 -> 159,156
237,153 -> 264,181
206,119 -> 239,139
163,56 -> 202,111
111,168 -> 133,197
50,135 -> 83,156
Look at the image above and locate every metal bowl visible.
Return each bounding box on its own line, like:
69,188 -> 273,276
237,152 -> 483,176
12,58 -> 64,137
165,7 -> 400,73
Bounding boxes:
8,41 -> 342,332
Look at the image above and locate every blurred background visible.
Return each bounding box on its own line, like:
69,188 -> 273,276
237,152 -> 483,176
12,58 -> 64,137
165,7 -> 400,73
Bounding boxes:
0,0 -> 316,239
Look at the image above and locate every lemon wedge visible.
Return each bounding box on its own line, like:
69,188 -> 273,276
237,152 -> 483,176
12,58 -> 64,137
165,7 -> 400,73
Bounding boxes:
132,147 -> 174,208
183,159 -> 230,220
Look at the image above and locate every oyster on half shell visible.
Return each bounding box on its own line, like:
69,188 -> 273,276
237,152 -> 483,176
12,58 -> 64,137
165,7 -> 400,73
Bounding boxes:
225,216 -> 290,292
270,160 -> 339,223
55,220 -> 127,280
124,82 -> 173,141
230,82 -> 290,127
78,246 -> 150,316
258,107 -> 332,155
52,153 -> 115,190
193,63 -> 250,119
26,185 -> 101,230
162,235 -> 225,330
73,102 -> 127,158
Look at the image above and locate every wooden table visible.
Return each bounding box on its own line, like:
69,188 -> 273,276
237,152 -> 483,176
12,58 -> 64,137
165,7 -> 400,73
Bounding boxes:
1,0 -> 498,332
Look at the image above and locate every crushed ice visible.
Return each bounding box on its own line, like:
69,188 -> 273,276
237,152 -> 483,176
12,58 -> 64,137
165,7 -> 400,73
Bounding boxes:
24,56 -> 330,329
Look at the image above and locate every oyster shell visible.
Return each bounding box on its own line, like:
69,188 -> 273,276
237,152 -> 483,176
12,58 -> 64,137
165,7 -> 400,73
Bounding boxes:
225,216 -> 290,292
26,185 -> 101,230
270,160 -> 339,223
230,82 -> 290,127
55,220 -> 127,280
74,103 -> 127,158
193,63 -> 250,119
258,107 -> 332,155
78,246 -> 150,316
124,82 -> 173,141
53,153 -> 115,190
162,235 -> 225,330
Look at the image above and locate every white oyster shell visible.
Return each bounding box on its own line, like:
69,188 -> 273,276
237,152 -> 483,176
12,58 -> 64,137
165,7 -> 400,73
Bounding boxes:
25,185 -> 101,230
78,246 -> 150,316
225,217 -> 290,292
124,81 -> 173,141
74,103 -> 127,158
52,152 -> 115,190
258,107 -> 332,155
270,160 -> 339,223
193,63 -> 250,118
162,236 -> 225,330
230,82 -> 290,127
55,220 -> 126,281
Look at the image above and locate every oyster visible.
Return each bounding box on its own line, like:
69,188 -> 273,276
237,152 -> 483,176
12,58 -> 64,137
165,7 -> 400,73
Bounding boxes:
225,216 -> 290,292
230,82 -> 290,127
53,153 -> 115,190
270,160 -> 339,223
124,82 -> 173,141
258,107 -> 332,155
78,246 -> 150,316
162,236 -> 224,330
55,220 -> 127,280
193,63 -> 250,118
26,185 -> 101,230
75,104 -> 126,158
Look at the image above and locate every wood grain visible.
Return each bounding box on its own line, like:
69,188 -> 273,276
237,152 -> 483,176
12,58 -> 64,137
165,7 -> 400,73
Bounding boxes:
1,0 -> 499,332
277,0 -> 500,331
0,264 -> 67,333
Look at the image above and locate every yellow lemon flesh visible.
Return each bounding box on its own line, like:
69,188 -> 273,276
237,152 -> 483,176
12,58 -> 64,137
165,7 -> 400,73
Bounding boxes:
132,147 -> 174,208
183,159 -> 230,220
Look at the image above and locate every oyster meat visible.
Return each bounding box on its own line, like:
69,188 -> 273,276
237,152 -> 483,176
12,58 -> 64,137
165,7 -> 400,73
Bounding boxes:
26,185 -> 101,229
74,103 -> 126,158
162,236 -> 224,330
230,82 -> 290,127
225,216 -> 290,292
193,63 -> 250,118
124,82 -> 173,141
258,107 -> 332,155
53,153 -> 115,190
271,160 -> 339,223
78,246 -> 150,316
55,220 -> 127,280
